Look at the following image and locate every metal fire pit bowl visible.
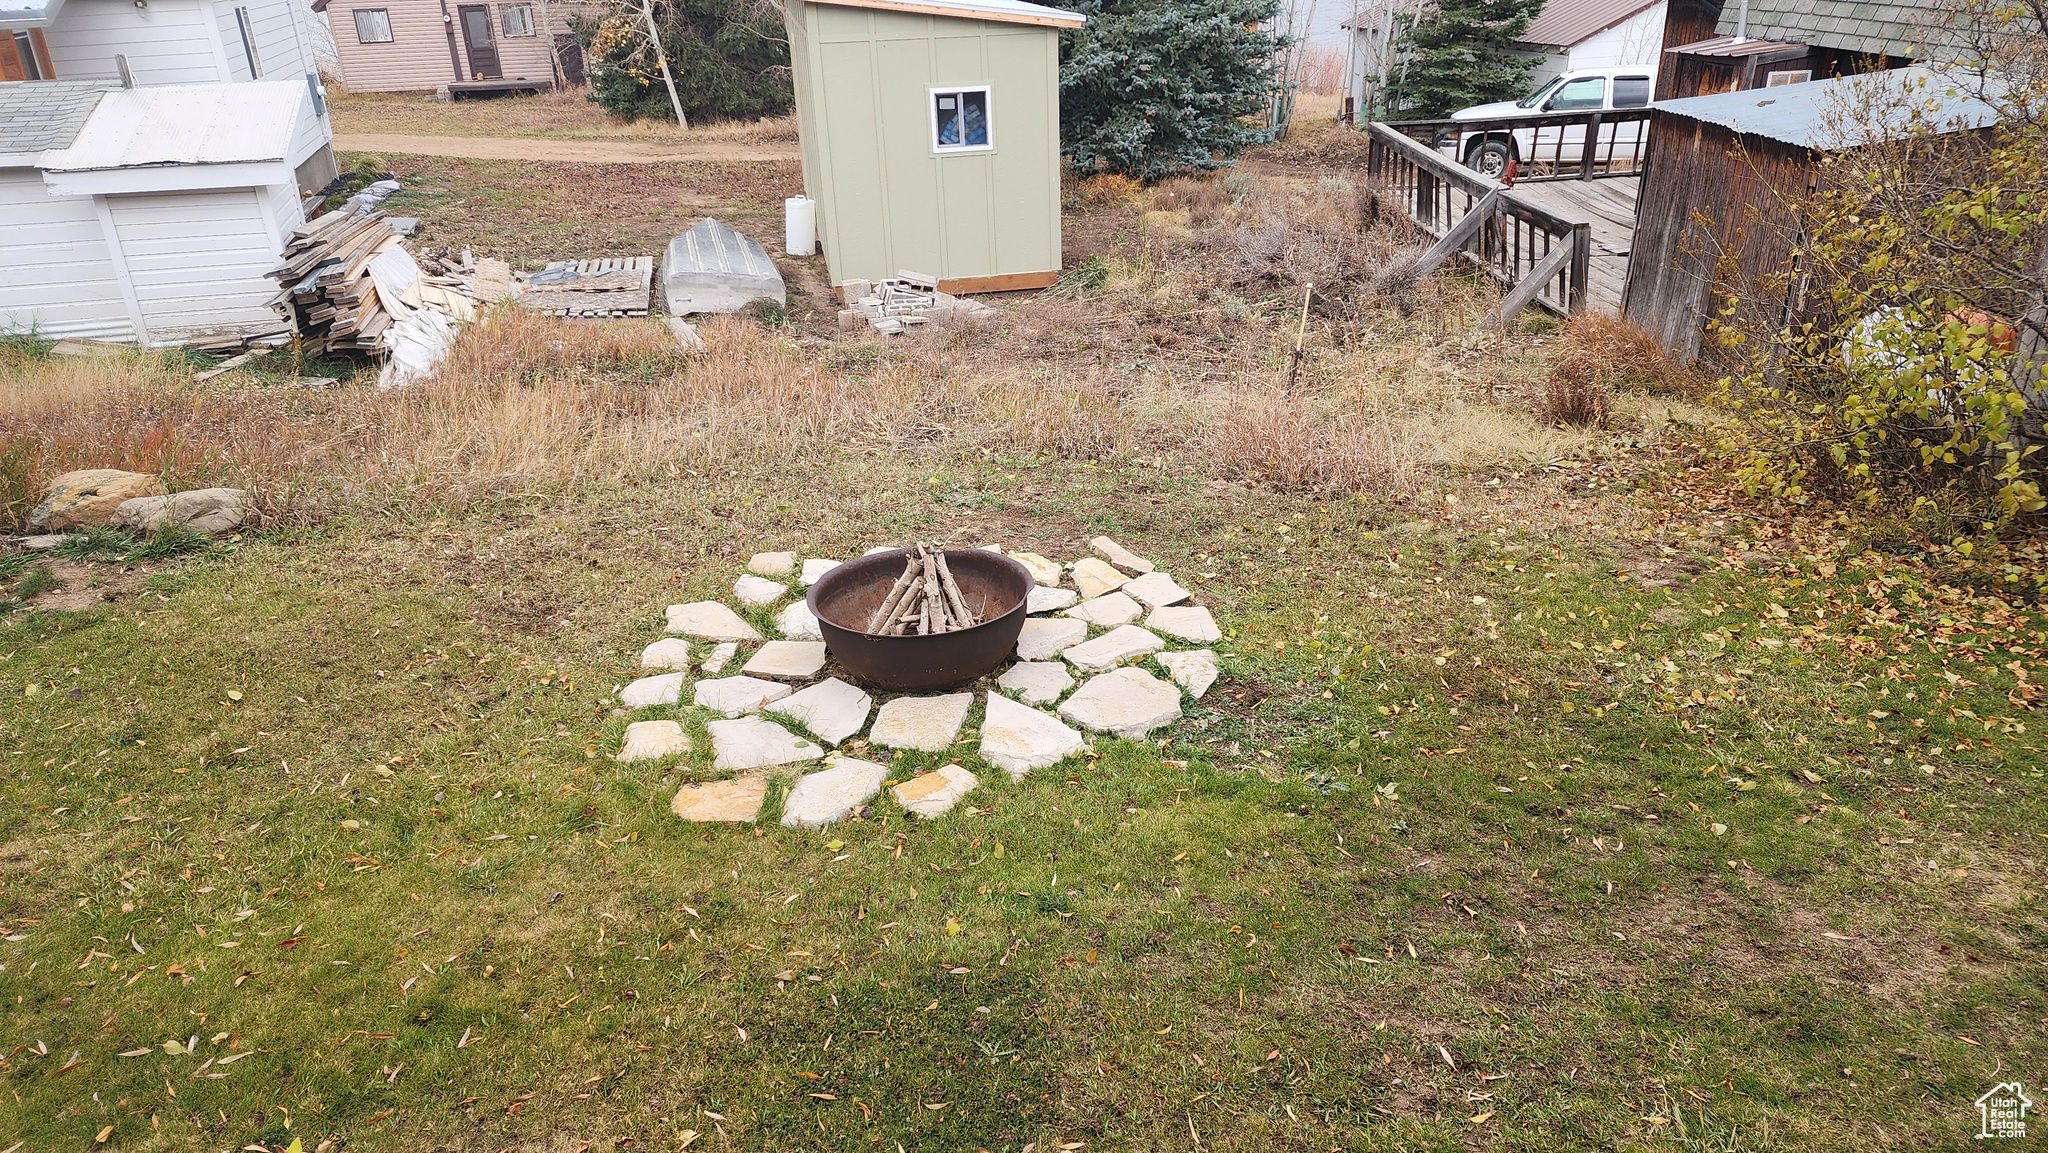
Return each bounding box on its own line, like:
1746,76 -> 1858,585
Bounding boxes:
808,549 -> 1034,692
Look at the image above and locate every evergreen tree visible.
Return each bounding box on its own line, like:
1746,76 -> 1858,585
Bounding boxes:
1059,0 -> 1288,180
1386,0 -> 1542,119
580,0 -> 790,124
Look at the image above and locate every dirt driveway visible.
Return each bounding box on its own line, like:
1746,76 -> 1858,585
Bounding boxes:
330,133 -> 801,164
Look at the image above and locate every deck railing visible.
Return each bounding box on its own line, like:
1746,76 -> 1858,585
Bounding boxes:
1380,107 -> 1655,182
1365,122 -> 1590,320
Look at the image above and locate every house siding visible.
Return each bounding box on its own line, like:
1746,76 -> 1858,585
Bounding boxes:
107,188 -> 288,343
0,169 -> 136,343
44,0 -> 228,86
328,0 -> 591,92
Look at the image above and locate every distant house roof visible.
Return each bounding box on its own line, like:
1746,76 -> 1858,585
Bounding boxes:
1710,0 -> 1932,60
1522,0 -> 1659,49
1653,66 -> 1999,149
0,80 -> 114,158
40,81 -> 306,172
802,0 -> 1085,28
0,0 -> 65,29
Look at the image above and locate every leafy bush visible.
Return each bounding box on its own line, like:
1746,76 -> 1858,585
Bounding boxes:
1058,0 -> 1287,180
580,0 -> 790,124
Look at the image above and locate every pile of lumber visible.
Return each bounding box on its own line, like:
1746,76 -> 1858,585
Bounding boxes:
265,210 -> 478,356
516,257 -> 653,318
865,543 -> 983,636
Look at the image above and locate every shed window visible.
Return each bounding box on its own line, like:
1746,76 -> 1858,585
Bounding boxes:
1765,69 -> 1812,87
352,8 -> 393,43
235,6 -> 264,77
1547,76 -> 1604,111
932,87 -> 991,152
501,4 -> 535,36
1612,75 -> 1650,107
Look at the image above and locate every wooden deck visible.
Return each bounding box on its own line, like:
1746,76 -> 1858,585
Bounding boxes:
1507,177 -> 1640,315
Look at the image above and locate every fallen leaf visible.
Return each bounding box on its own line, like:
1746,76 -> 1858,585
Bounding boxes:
1469,1112 -> 1494,1124
96,1127 -> 113,1143
808,1092 -> 837,1100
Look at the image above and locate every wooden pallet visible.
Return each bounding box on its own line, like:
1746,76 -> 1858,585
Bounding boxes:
518,256 -> 654,318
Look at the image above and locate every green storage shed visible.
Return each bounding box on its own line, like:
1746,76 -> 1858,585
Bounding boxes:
782,0 -> 1083,294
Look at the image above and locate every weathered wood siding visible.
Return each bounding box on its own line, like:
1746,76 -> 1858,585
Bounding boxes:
0,170 -> 137,343
1621,110 -> 1813,363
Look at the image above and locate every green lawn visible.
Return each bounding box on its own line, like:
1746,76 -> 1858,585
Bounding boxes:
1,452 -> 2042,1152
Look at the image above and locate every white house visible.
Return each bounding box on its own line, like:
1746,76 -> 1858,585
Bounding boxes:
0,0 -> 336,191
1518,0 -> 1665,87
0,79 -> 322,345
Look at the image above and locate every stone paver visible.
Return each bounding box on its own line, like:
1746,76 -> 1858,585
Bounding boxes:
1059,667 -> 1183,739
621,672 -> 686,709
1064,591 -> 1142,628
743,640 -> 828,680
862,546 -> 895,556
780,758 -> 888,828
700,641 -> 738,674
980,692 -> 1084,778
891,764 -> 977,818
616,720 -> 690,761
734,575 -> 786,607
1026,586 -> 1079,614
1146,605 -> 1221,643
766,677 -> 873,745
671,777 -> 768,822
997,661 -> 1073,706
1061,625 -> 1166,673
775,600 -> 822,640
640,637 -> 693,670
1071,557 -> 1129,598
1155,650 -> 1220,698
667,601 -> 761,642
1089,535 -> 1155,574
799,558 -> 843,586
869,692 -> 973,752
694,676 -> 792,717
1121,571 -> 1190,608
1010,551 -> 1063,587
748,551 -> 796,576
708,716 -> 823,771
1015,617 -> 1087,661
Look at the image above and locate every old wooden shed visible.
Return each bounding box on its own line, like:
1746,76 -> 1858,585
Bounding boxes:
1620,68 -> 1996,362
782,0 -> 1083,292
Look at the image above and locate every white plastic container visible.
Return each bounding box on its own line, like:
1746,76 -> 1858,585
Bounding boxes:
784,195 -> 817,257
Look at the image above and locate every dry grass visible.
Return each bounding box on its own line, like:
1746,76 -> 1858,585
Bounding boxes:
328,86 -> 799,144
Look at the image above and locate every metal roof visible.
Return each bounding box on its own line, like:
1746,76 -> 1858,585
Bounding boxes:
40,81 -> 306,172
1522,0 -> 1660,49
1652,66 -> 2000,149
0,0 -> 65,29
802,0 -> 1085,28
0,80 -> 114,158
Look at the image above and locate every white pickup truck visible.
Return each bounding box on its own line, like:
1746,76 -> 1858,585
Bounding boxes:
1447,67 -> 1656,179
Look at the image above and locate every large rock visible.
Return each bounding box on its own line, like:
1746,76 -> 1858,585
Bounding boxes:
1015,617 -> 1087,661
1121,571 -> 1190,608
695,676 -> 791,716
1155,650 -> 1220,698
111,487 -> 249,536
799,559 -> 842,586
640,638 -> 693,670
1089,535 -> 1155,574
30,470 -> 165,531
891,764 -> 977,818
620,672 -> 686,709
742,640 -> 827,680
1062,625 -> 1166,673
616,720 -> 691,762
671,777 -> 768,822
748,551 -> 796,576
1026,586 -> 1079,614
869,692 -> 973,752
667,602 -> 761,642
708,716 -> 823,771
1009,552 -> 1063,587
1146,605 -> 1221,643
1071,557 -> 1129,598
775,600 -> 822,641
997,661 -> 1073,706
733,575 -> 786,607
780,758 -> 887,828
1064,591 -> 1141,628
980,692 -> 1083,779
767,677 -> 872,745
1059,667 -> 1183,739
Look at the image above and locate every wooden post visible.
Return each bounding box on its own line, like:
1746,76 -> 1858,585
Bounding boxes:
641,0 -> 687,130
1567,221 -> 1591,313
1578,112 -> 1602,180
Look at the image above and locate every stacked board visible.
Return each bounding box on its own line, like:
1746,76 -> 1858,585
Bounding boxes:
265,208 -> 405,355
517,257 -> 654,318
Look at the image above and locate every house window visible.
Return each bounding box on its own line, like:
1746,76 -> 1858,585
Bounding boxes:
1547,76 -> 1605,111
12,30 -> 44,79
1765,69 -> 1812,87
352,8 -> 394,43
931,87 -> 991,152
1612,75 -> 1650,107
501,4 -> 535,36
235,6 -> 264,78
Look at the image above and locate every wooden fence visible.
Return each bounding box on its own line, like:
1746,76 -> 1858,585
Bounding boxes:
1364,122 -> 1590,321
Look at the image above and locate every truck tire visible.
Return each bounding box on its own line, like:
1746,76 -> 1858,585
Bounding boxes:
1466,139 -> 1513,179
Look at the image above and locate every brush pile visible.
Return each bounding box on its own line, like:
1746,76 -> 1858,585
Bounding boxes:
865,543 -> 984,635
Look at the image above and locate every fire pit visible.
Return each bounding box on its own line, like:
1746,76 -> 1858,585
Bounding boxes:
808,548 -> 1034,691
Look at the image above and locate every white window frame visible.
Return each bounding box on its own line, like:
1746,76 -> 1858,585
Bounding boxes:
500,4 -> 536,37
352,8 -> 394,43
930,85 -> 993,154
1764,69 -> 1813,87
